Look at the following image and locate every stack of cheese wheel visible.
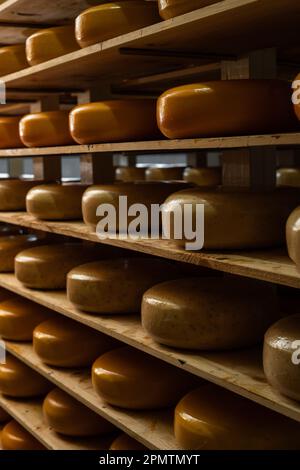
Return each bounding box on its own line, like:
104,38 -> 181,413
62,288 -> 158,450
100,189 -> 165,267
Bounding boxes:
67,257 -> 182,314
142,277 -> 280,350
26,183 -> 88,220
115,167 -> 145,182
0,117 -> 24,149
75,1 -> 160,48
33,316 -> 118,367
145,167 -> 183,181
0,45 -> 28,75
0,295 -> 52,341
92,346 -> 198,409
277,168 -> 300,187
70,99 -> 160,144
0,233 -> 45,272
158,0 -> 218,19
0,179 -> 45,210
15,242 -> 118,290
110,433 -> 146,451
183,167 -> 221,186
175,384 -> 300,449
263,314 -> 300,401
19,110 -> 74,147
26,26 -> 79,66
1,421 -> 45,450
43,388 -> 115,437
0,354 -> 51,397
0,407 -> 10,424
286,207 -> 300,271
162,187 -> 300,249
157,80 -> 298,139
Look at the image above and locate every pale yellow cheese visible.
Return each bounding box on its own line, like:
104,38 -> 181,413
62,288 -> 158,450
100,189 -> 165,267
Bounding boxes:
0,45 -> 28,76
115,167 -> 145,182
183,167 -> 221,186
145,167 -> 183,181
1,420 -> 45,450
0,234 -> 44,272
277,168 -> 300,187
0,179 -> 44,210
19,111 -> 74,147
110,434 -> 146,451
0,117 -> 24,149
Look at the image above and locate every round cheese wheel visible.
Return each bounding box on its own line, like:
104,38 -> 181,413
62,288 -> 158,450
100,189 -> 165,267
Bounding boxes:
0,354 -> 51,397
0,117 -> 24,149
158,0 -> 218,19
43,388 -> 115,436
115,167 -> 145,182
82,181 -> 190,228
0,407 -> 10,423
157,81 -> 298,139
70,100 -> 160,144
67,257 -> 181,314
277,168 -> 300,187
163,187 -> 300,249
19,110 -> 74,147
75,1 -> 160,48
92,346 -> 197,409
26,183 -> 88,220
142,277 -> 280,350
0,296 -> 52,341
26,26 -> 79,66
33,316 -> 118,367
110,433 -> 146,451
0,45 -> 28,76
183,167 -> 221,186
0,234 -> 44,272
15,242 -> 112,289
0,179 -> 44,210
263,315 -> 300,401
145,167 -> 183,181
1,420 -> 45,450
286,207 -> 300,271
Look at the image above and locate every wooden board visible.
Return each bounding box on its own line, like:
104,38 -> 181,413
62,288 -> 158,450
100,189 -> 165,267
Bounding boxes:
0,24 -> 38,45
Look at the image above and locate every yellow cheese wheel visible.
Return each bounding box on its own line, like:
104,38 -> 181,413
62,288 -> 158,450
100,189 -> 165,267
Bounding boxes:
15,242 -> 112,289
92,346 -> 197,409
0,179 -> 44,210
0,234 -> 44,272
263,315 -> 300,401
19,110 -> 74,147
43,388 -> 115,436
70,100 -> 160,144
277,168 -> 300,187
286,206 -> 300,271
145,167 -> 183,181
33,316 -> 118,367
67,257 -> 181,314
82,181 -> 190,228
0,354 -> 51,397
157,81 -> 298,139
158,0 -> 218,19
75,1 -> 160,48
26,183 -> 88,220
0,45 -> 28,76
175,385 -> 300,450
26,26 -> 79,66
163,187 -> 300,249
1,421 -> 45,450
142,277 -> 280,350
0,117 -> 24,149
183,167 -> 221,186
0,296 -> 52,341
115,167 -> 145,182
0,407 -> 10,423
110,433 -> 146,450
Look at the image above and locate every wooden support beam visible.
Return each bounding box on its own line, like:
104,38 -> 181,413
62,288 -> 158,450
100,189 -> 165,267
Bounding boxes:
80,153 -> 114,184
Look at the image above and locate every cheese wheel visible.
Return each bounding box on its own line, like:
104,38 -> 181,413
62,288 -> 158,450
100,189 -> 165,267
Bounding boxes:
0,296 -> 52,341
92,346 -> 197,409
0,407 -> 10,423
75,1 -> 160,48
157,81 -> 298,139
145,167 -> 183,181
1,421 -> 45,450
175,385 -> 300,450
0,117 -> 24,149
0,45 -> 28,76
110,434 -> 146,451
286,207 -> 300,271
183,167 -> 221,186
67,257 -> 181,314
15,242 -> 112,289
43,388 -> 115,436
82,181 -> 190,228
33,316 -> 118,367
0,234 -> 44,272
263,315 -> 300,401
0,179 -> 44,210
163,187 -> 300,249
26,183 -> 88,220
142,277 -> 279,350
19,111 -> 74,147
70,100 -> 160,144
277,168 -> 300,187
0,354 -> 51,397
158,0 -> 218,19
26,26 -> 79,66
115,167 -> 145,182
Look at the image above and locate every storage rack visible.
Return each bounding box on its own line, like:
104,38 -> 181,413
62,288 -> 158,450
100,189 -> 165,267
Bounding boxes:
0,0 -> 300,450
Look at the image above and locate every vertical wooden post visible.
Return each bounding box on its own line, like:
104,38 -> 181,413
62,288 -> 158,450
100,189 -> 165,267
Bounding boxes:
187,152 -> 207,168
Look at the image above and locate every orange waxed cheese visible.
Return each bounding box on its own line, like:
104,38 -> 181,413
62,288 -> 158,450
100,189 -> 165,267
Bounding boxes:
0,45 -> 28,76
0,117 -> 24,149
158,0 -> 219,19
0,179 -> 45,210
1,421 -> 45,450
19,110 -> 74,147
110,433 -> 146,451
0,233 -> 44,272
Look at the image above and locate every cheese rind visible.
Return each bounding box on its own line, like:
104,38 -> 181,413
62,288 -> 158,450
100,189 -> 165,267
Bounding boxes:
0,234 -> 44,272
286,207 -> 300,271
0,117 -> 24,149
145,167 -> 183,181
183,167 -> 221,186
0,45 -> 28,76
158,0 -> 218,19
1,420 -> 45,450
26,26 -> 79,66
0,179 -> 44,210
110,434 -> 146,451
33,316 -> 118,367
19,111 -> 74,147
115,167 -> 145,182
75,1 -> 160,48
277,168 -> 300,187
